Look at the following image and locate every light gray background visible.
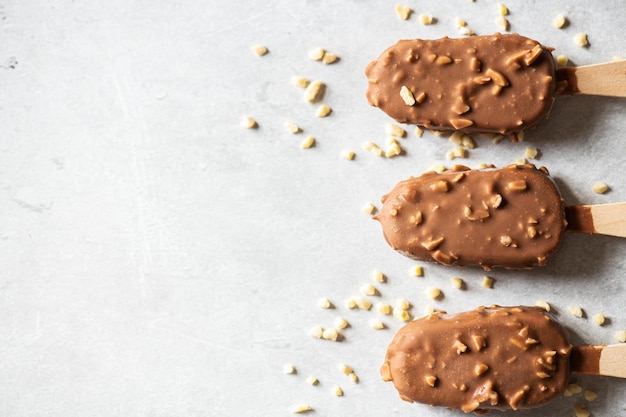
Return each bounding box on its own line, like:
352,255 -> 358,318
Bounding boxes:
1,1 -> 625,416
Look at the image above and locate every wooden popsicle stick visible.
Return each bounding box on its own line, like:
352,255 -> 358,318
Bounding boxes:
556,60 -> 626,97
565,203 -> 626,238
570,344 -> 626,378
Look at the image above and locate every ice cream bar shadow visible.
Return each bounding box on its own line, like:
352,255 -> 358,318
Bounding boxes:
375,164 -> 626,270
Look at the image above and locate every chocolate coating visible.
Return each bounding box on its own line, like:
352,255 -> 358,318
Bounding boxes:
375,164 -> 567,270
381,306 -> 572,412
365,33 -> 556,139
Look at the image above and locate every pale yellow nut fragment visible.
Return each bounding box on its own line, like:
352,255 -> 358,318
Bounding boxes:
556,55 -> 568,67
451,277 -> 465,289
426,286 -> 442,300
565,383 -> 583,396
333,385 -> 344,396
568,306 -> 584,318
318,297 -> 334,309
362,202 -> 377,215
309,325 -> 324,338
316,104 -> 332,117
285,122 -> 301,134
553,14 -> 567,29
574,33 -> 589,47
349,372 -> 359,383
363,141 -> 384,157
370,318 -> 386,330
308,47 -> 326,61
283,363 -> 297,374
334,317 -> 349,330
292,76 -> 310,88
615,330 -> 626,343
415,126 -> 424,137
339,363 -> 353,374
497,3 -> 509,15
410,265 -> 424,277
456,17 -> 467,27
341,150 -> 355,160
376,302 -> 392,315
449,130 -> 464,145
300,136 -> 316,149
492,134 -> 505,144
535,300 -> 551,312
241,116 -> 257,129
495,16 -> 509,31
459,26 -> 475,36
393,308 -> 411,322
386,123 -> 407,138
429,164 -> 447,173
482,276 -> 495,288
292,404 -> 313,414
584,390 -> 597,402
592,181 -> 609,194
418,14 -> 434,25
304,80 -> 324,102
400,85 -> 416,106
307,376 -> 319,386
356,297 -> 372,310
573,406 -> 590,417
322,52 -> 338,65
514,157 -> 527,165
462,135 -> 476,149
446,147 -> 466,160
252,44 -> 269,56
395,298 -> 411,310
525,147 -> 538,159
372,270 -> 386,283
432,130 -> 447,137
395,5 -> 412,20
345,297 -> 358,309
360,283 -> 378,296
385,140 -> 402,158
593,313 -> 606,326
322,327 -> 339,341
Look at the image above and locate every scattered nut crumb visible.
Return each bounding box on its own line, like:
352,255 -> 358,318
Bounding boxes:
292,404 -> 313,414
432,130 -> 447,137
348,372 -> 359,383
482,276 -> 495,288
553,14 -> 567,29
339,363 -> 353,374
568,383 -> 583,394
241,116 -> 257,129
356,297 -> 372,310
385,138 -> 403,157
322,327 -> 340,341
306,376 -> 319,385
574,33 -> 589,47
395,5 -> 412,20
316,104 -> 332,117
386,123 -> 407,138
497,3 -> 509,15
593,313 -> 606,326
333,385 -> 344,396
426,286 -> 442,300
395,298 -> 411,310
462,135 -> 476,149
584,390 -> 597,402
363,141 -> 384,157
459,26 -> 475,36
568,306 -> 585,318
252,45 -> 269,56
446,147 -> 467,160
592,181 -> 609,194
334,317 -> 349,330
535,300 -> 551,312
411,265 -> 424,277
418,14 -> 434,25
525,147 -> 538,159
322,52 -> 338,65
376,302 -> 392,315
449,131 -> 464,145
301,136 -> 316,149
424,305 -> 436,315
292,76 -> 310,88
370,318 -> 386,330
345,298 -> 358,309
615,330 -> 626,343
451,277 -> 465,289
308,47 -> 326,61
372,270 -> 386,283
429,164 -> 447,173
285,122 -> 301,134
415,126 -> 424,137
360,283 -> 378,296
556,55 -> 568,67
492,134 -> 505,144
318,297 -> 334,309
304,80 -> 324,102
283,363 -> 297,374
514,157 -> 527,165
362,202 -> 377,215
495,16 -> 509,31
573,405 -> 590,417
456,17 -> 466,27
341,150 -> 355,160
309,325 -> 324,338
393,308 -> 411,322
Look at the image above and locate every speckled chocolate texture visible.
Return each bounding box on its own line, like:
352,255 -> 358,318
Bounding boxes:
381,306 -> 572,412
375,164 -> 567,270
365,33 -> 556,140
